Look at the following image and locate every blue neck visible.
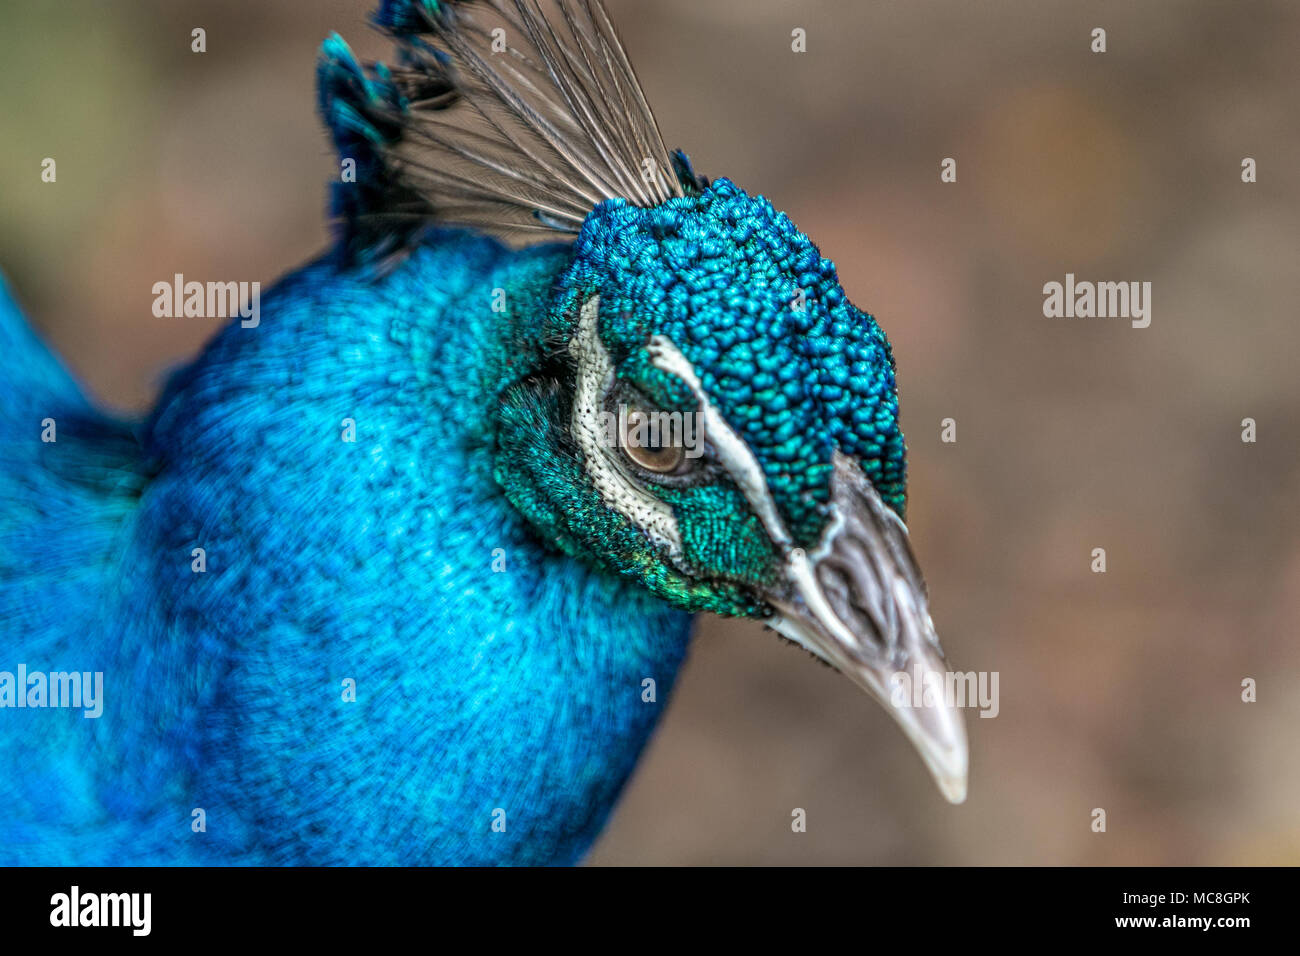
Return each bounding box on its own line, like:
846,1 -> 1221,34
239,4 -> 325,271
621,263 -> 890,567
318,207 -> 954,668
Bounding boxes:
98,234 -> 693,864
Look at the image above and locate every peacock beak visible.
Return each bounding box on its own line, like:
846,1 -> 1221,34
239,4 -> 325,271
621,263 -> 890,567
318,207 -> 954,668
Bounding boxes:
765,452 -> 969,804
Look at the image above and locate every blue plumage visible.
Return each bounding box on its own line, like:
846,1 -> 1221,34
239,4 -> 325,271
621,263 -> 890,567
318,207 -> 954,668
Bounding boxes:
0,0 -> 968,865
2,242 -> 692,865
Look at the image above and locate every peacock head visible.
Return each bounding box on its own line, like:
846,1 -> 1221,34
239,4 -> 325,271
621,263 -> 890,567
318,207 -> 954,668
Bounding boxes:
493,176 -> 967,803
325,0 -> 967,802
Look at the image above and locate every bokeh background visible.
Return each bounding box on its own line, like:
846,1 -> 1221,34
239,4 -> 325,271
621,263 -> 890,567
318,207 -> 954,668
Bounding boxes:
3,0 -> 1298,864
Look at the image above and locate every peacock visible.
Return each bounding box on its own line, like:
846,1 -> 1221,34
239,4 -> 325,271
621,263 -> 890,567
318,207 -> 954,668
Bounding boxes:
0,0 -> 967,865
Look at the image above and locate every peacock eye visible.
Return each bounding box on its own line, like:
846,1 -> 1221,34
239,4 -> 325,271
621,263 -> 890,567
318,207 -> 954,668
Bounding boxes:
619,407 -> 688,475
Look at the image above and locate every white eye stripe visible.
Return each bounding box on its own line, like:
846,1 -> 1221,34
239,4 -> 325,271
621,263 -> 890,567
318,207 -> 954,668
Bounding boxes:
568,296 -> 684,559
645,335 -> 794,553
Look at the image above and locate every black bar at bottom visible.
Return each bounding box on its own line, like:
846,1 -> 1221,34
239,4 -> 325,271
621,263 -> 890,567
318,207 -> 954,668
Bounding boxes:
0,865 -> 1280,941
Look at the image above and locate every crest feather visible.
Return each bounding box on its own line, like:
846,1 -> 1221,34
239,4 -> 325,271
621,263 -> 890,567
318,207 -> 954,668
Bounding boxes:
319,0 -> 707,265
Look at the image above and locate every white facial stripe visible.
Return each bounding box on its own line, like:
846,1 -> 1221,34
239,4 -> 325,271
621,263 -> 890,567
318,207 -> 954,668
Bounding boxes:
645,335 -> 793,550
568,297 -> 683,558
646,336 -> 859,614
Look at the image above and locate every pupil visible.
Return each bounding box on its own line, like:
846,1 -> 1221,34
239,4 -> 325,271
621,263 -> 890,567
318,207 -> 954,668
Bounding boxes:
621,408 -> 685,473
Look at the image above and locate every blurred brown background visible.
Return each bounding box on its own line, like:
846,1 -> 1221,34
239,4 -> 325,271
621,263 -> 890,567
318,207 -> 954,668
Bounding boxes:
2,1 -> 1297,864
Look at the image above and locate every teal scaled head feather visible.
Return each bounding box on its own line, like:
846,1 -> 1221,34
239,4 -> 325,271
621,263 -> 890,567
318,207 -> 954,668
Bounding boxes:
551,184 -> 907,608
494,179 -> 909,623
0,0 -> 966,867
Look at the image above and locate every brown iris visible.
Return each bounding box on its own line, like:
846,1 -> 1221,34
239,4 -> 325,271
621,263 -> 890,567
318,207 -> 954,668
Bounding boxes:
620,407 -> 685,474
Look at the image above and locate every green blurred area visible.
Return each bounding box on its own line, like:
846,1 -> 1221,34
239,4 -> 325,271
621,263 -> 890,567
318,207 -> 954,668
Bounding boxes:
2,0 -> 1298,864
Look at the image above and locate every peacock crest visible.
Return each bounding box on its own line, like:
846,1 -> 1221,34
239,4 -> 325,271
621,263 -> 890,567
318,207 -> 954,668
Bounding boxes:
318,0 -> 709,266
